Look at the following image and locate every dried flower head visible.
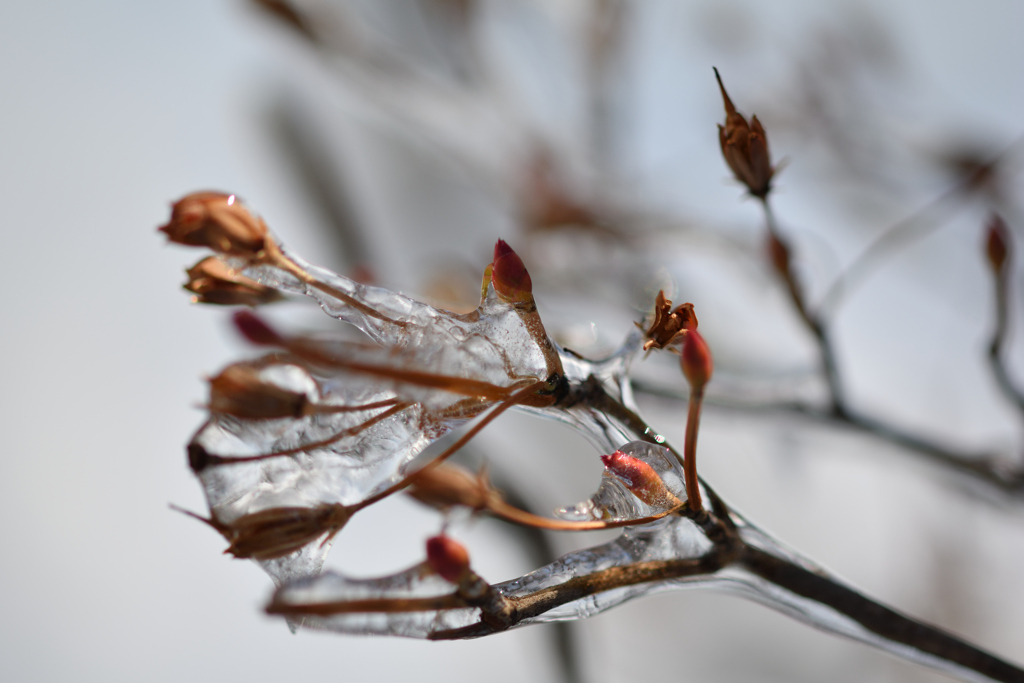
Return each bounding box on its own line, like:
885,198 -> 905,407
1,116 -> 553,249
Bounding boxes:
491,239 -> 534,304
184,256 -> 282,306
640,290 -> 697,352
407,463 -> 493,511
714,68 -> 774,199
188,504 -> 352,561
986,214 -> 1011,276
208,362 -> 310,419
426,535 -> 471,583
601,450 -> 683,509
159,192 -> 268,256
681,328 -> 713,394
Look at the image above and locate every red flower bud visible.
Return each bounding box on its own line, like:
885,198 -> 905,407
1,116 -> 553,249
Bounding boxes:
491,239 -> 533,303
426,535 -> 471,583
681,329 -> 713,394
233,310 -> 284,347
985,214 -> 1011,275
600,450 -> 682,509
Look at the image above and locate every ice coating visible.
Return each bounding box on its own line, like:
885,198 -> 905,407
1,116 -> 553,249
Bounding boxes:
268,564 -> 481,638
169,213 -> 1024,683
556,441 -> 687,522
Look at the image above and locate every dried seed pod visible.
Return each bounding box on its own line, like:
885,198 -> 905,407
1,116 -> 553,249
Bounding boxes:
640,290 -> 697,351
681,328 -> 713,395
159,192 -> 268,256
426,535 -> 471,583
600,450 -> 683,509
184,256 -> 282,306
407,463 -> 492,511
208,363 -> 310,419
985,214 -> 1011,276
714,68 -> 775,199
223,504 -> 352,561
491,239 -> 533,304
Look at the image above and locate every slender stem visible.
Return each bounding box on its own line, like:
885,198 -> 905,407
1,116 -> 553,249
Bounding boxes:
683,390 -> 704,513
761,196 -> 846,417
487,499 -> 684,532
988,265 -> 1024,417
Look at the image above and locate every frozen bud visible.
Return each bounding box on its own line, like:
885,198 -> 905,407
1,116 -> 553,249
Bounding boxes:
641,290 -> 697,351
184,256 -> 282,306
681,328 -> 713,394
491,239 -> 534,304
408,463 -> 491,511
159,192 -> 268,256
233,310 -> 284,347
714,68 -> 774,199
985,214 -> 1011,275
224,504 -> 351,561
600,450 -> 682,509
209,363 -> 309,419
426,535 -> 471,583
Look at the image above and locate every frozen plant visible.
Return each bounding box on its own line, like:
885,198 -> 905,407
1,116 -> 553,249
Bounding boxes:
162,190 -> 1023,683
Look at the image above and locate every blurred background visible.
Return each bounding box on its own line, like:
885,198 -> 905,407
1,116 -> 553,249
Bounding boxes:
2,1 -> 1024,681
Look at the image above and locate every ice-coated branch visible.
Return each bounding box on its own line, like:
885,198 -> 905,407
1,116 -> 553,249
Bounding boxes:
162,193 -> 1024,683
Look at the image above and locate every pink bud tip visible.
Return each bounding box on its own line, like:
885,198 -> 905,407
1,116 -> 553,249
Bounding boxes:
426,535 -> 470,583
232,310 -> 283,346
600,450 -> 680,508
681,329 -> 713,393
491,239 -> 533,303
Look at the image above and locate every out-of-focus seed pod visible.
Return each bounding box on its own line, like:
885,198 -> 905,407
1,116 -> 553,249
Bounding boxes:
426,535 -> 471,583
491,239 -> 534,304
600,450 -> 683,509
714,68 -> 774,199
986,214 -> 1011,276
209,363 -> 310,419
407,463 -> 492,511
233,310 -> 285,347
223,504 -> 351,560
681,328 -> 713,394
767,232 -> 791,279
184,256 -> 282,306
159,192 -> 268,256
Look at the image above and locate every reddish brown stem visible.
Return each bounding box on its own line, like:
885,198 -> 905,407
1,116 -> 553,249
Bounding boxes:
487,499 -> 683,531
684,389 -> 704,513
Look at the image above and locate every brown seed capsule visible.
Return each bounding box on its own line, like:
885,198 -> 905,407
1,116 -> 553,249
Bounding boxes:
714,68 -> 774,199
208,363 -> 310,419
223,504 -> 352,561
184,256 -> 282,306
426,535 -> 471,583
407,463 -> 492,511
159,192 -> 268,256
640,290 -> 698,352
